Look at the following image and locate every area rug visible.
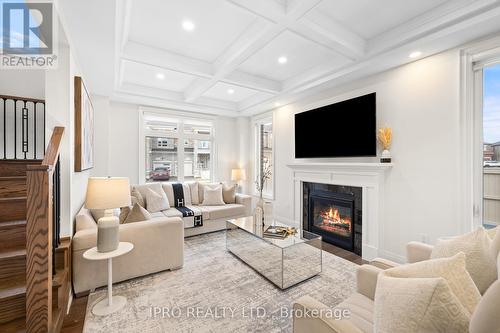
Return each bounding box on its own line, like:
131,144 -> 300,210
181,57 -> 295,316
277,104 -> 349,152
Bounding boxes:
83,231 -> 358,333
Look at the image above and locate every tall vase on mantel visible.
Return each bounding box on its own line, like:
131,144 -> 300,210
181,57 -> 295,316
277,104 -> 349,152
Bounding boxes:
378,127 -> 392,163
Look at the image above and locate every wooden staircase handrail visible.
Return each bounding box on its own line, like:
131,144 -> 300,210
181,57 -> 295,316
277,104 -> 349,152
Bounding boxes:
42,127 -> 64,168
0,94 -> 45,104
26,126 -> 65,333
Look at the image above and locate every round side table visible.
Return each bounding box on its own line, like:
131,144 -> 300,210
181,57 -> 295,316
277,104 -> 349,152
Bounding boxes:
83,242 -> 134,316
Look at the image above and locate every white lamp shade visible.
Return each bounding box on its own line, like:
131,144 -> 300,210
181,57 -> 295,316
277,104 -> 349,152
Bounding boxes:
85,177 -> 131,210
231,168 -> 246,181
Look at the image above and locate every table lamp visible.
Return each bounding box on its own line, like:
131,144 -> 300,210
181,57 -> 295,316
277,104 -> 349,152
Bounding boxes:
85,177 -> 131,253
231,168 -> 246,192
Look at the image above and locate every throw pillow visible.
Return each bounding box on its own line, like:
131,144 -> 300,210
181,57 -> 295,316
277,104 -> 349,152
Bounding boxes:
202,186 -> 225,206
198,182 -> 219,203
374,253 -> 480,333
131,188 -> 145,207
145,188 -> 170,213
119,206 -> 131,224
375,276 -> 470,333
89,208 -> 120,222
123,203 -> 152,224
431,228 -> 497,294
221,183 -> 237,204
382,253 -> 480,313
188,182 -> 200,205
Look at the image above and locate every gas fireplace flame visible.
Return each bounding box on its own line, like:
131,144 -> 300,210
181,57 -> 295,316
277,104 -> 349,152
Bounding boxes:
318,206 -> 352,234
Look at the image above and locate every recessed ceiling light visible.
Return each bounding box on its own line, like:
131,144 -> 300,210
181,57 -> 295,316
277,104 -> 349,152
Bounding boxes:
409,51 -> 422,59
182,20 -> 196,31
278,56 -> 288,64
156,73 -> 165,80
227,89 -> 235,94
274,102 -> 281,107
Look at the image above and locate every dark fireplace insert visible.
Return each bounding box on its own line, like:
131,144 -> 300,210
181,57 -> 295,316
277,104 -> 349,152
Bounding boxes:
303,183 -> 362,255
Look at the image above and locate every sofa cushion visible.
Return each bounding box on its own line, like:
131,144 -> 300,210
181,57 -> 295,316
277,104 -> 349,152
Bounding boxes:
431,228 -> 497,294
469,279 -> 500,333
337,293 -> 374,333
187,182 -> 200,205
145,188 -> 170,213
123,203 -> 152,224
162,208 -> 183,218
202,185 -> 225,206
161,183 -> 174,205
222,183 -> 237,204
198,204 -> 245,220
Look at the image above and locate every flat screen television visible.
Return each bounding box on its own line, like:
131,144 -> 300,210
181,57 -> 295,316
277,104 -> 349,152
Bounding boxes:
295,93 -> 376,158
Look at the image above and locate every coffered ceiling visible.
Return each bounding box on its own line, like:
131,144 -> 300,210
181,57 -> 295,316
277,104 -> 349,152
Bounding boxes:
59,0 -> 500,116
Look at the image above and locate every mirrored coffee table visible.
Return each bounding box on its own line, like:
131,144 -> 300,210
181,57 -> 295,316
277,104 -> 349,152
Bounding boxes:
226,216 -> 322,289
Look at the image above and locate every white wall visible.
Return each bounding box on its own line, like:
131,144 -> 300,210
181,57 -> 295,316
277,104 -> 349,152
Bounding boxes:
91,98 -> 241,184
0,70 -> 45,99
249,49 -> 462,261
44,20 -> 90,237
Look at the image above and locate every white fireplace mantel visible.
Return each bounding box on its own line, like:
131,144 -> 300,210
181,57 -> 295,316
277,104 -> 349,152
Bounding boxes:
287,162 -> 392,261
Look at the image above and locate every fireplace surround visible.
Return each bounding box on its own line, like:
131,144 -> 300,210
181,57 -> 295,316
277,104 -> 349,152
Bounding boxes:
287,162 -> 392,261
303,182 -> 362,255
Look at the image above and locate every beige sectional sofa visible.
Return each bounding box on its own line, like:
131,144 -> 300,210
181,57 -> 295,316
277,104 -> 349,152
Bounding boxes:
72,181 -> 252,294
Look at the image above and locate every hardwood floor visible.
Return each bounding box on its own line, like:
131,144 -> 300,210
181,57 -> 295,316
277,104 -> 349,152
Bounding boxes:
60,240 -> 366,333
61,296 -> 88,333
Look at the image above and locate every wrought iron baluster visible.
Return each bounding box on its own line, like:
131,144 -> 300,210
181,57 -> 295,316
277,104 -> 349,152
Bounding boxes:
22,101 -> 28,159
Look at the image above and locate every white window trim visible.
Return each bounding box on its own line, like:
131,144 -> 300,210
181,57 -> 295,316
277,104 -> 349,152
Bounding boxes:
460,35 -> 500,233
252,111 -> 275,200
138,107 -> 217,184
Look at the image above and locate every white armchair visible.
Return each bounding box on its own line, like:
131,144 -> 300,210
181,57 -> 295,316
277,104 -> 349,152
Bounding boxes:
293,242 -> 500,333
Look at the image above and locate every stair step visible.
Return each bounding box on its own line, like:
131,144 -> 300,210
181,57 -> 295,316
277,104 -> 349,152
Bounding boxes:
0,197 -> 26,222
0,281 -> 26,324
0,160 -> 42,177
0,316 -> 26,333
0,221 -> 26,252
0,249 -> 26,280
0,176 -> 27,198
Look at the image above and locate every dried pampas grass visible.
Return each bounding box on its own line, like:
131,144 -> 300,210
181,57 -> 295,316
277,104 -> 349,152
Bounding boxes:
378,127 -> 392,150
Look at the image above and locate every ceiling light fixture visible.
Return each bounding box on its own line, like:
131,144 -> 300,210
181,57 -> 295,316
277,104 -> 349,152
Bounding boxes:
227,89 -> 235,94
182,20 -> 196,31
278,56 -> 288,64
156,73 -> 165,80
274,102 -> 281,107
409,51 -> 422,59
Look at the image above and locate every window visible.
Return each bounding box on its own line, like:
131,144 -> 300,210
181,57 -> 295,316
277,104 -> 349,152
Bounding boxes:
255,117 -> 274,199
142,112 -> 214,183
482,64 -> 500,228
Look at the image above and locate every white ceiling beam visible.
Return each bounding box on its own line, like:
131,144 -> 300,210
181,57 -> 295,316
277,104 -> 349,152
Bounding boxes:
292,11 -> 366,60
118,82 -> 238,111
224,70 -> 281,93
285,0 -> 323,20
123,41 -> 214,78
368,0 -> 499,55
